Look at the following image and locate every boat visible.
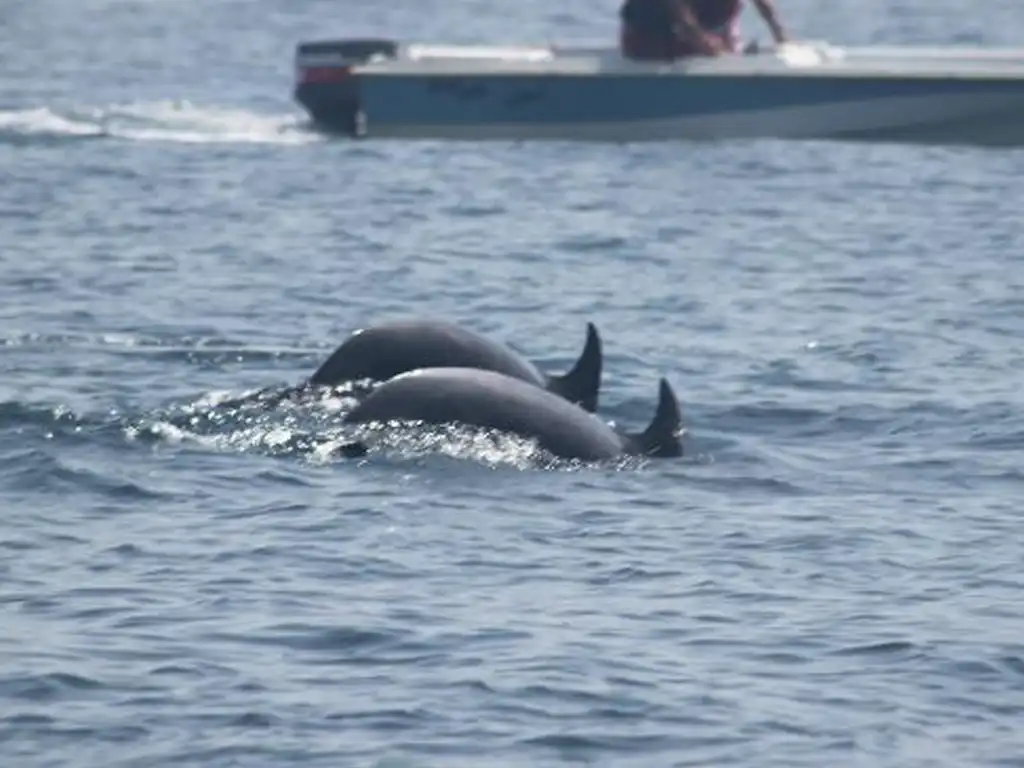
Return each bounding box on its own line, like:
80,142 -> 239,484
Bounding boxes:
292,37 -> 1024,146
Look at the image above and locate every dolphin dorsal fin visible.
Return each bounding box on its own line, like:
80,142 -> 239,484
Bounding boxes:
632,378 -> 684,458
546,322 -> 602,413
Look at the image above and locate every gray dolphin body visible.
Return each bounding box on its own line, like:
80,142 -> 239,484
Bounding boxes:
309,319 -> 603,413
342,367 -> 683,462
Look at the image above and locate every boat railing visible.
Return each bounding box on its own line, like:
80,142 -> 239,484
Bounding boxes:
404,44 -> 555,63
749,40 -> 847,65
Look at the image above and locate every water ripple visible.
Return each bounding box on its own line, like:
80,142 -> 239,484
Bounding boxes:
4,1 -> 1024,766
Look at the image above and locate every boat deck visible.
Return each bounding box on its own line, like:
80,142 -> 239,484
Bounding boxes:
352,41 -> 1024,81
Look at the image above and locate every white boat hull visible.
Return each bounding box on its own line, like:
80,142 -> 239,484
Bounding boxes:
361,93 -> 1024,144
292,39 -> 1024,146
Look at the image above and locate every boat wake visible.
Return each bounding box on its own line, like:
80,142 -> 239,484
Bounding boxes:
0,100 -> 320,147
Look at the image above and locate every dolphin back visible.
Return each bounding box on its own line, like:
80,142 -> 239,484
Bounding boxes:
544,322 -> 603,414
342,367 -> 625,461
309,320 -> 547,388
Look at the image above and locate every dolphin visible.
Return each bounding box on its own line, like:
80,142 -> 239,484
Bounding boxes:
308,319 -> 603,413
340,367 -> 684,462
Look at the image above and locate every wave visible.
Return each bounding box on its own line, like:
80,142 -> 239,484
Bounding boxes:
1,330 -> 329,364
127,388 -> 573,472
0,100 -> 320,147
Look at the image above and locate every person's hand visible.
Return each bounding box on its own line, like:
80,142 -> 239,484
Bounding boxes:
701,34 -> 727,56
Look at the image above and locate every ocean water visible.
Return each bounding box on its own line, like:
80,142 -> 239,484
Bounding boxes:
3,1 -> 1024,766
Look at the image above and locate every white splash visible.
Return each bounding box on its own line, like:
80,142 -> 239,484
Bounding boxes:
0,100 -> 321,146
0,107 -> 104,138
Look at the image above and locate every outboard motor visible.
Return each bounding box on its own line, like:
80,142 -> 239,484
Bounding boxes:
293,39 -> 399,137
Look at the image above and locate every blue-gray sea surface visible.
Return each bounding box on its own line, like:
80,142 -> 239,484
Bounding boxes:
3,1 -> 1024,766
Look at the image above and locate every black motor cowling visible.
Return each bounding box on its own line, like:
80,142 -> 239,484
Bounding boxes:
295,38 -> 399,67
293,38 -> 398,137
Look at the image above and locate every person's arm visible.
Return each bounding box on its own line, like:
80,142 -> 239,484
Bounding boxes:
751,0 -> 787,44
674,1 -> 727,56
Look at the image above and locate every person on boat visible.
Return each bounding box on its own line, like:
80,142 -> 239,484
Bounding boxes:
619,0 -> 788,60
618,0 -> 681,61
